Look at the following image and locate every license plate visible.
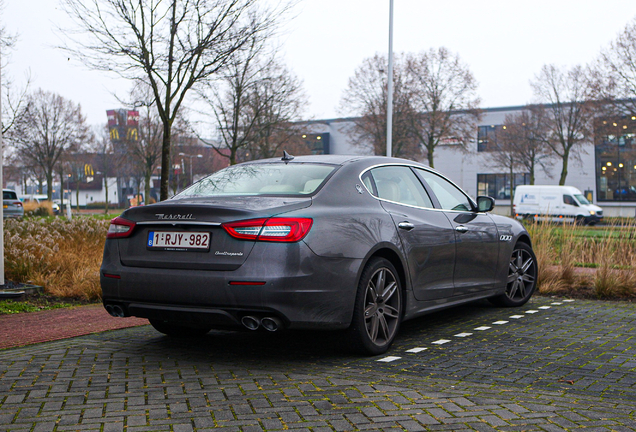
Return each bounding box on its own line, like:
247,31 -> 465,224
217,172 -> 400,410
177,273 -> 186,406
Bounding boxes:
147,231 -> 210,251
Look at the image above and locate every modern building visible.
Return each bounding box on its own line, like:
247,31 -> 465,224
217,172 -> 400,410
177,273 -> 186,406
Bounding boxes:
301,105 -> 636,218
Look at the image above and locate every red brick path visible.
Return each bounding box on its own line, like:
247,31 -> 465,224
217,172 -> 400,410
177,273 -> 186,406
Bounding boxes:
0,305 -> 148,349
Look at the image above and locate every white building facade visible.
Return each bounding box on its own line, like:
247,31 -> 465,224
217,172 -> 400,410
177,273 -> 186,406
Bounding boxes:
302,106 -> 636,218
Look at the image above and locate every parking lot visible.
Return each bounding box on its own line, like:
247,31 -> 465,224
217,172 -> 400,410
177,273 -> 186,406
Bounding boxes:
1,297 -> 635,431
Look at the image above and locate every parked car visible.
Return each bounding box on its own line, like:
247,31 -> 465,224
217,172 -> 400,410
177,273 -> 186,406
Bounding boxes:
101,155 -> 538,354
513,185 -> 603,225
3,189 -> 24,219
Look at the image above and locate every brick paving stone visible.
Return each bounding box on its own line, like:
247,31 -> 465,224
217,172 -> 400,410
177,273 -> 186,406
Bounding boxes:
1,298 -> 636,431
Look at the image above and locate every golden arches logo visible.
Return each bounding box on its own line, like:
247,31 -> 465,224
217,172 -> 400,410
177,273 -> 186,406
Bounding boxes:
109,128 -> 119,140
84,164 -> 94,176
127,127 -> 139,141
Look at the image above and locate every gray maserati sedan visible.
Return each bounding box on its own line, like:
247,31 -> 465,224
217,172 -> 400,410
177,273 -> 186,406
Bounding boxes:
101,154 -> 537,354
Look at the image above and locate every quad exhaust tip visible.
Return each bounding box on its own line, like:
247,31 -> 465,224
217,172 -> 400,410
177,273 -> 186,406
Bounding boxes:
105,304 -> 125,318
241,316 -> 260,330
261,316 -> 282,332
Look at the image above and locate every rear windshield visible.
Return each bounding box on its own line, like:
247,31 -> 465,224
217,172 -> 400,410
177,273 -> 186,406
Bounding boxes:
3,191 -> 17,200
176,163 -> 336,198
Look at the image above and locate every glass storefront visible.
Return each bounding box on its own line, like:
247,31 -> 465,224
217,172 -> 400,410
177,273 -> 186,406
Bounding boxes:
478,173 -> 531,200
595,118 -> 636,202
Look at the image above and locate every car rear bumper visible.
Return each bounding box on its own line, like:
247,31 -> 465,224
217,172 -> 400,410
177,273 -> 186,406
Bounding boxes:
101,241 -> 361,330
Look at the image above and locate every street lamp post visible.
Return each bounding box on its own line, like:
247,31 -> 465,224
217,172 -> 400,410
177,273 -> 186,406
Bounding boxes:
386,0 -> 394,158
178,153 -> 203,186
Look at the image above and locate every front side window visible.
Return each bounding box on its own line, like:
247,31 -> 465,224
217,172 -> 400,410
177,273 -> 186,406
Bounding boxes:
176,163 -> 336,197
563,195 -> 578,206
368,166 -> 433,208
417,169 -> 473,212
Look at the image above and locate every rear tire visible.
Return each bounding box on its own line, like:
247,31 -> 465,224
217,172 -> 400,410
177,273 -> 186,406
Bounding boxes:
149,319 -> 211,337
347,257 -> 402,355
489,242 -> 537,307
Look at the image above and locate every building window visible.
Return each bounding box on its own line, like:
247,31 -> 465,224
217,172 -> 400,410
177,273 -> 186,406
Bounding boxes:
595,117 -> 636,202
477,173 -> 530,200
477,125 -> 504,152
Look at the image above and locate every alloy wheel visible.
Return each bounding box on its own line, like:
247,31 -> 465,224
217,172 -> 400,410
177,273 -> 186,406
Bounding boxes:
506,248 -> 536,301
364,267 -> 401,345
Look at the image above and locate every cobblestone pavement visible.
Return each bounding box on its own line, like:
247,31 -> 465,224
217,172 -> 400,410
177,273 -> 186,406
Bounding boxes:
1,297 -> 635,431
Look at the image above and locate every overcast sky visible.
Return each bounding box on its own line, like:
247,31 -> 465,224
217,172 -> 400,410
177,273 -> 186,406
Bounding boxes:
4,0 -> 636,127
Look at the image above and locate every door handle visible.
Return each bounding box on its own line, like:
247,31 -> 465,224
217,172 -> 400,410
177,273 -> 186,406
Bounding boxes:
398,221 -> 415,231
455,225 -> 468,233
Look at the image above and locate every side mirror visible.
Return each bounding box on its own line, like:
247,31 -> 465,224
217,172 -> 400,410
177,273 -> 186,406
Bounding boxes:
476,196 -> 495,212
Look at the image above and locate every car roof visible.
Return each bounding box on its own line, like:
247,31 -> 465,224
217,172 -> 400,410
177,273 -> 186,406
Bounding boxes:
243,154 -> 431,169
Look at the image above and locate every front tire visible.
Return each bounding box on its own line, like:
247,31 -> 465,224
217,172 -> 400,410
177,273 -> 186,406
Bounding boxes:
149,319 -> 211,337
489,242 -> 537,307
347,257 -> 402,355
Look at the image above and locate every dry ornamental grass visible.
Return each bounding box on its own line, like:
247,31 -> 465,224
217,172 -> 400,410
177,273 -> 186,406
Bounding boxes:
4,217 -> 109,300
525,218 -> 636,299
3,216 -> 636,301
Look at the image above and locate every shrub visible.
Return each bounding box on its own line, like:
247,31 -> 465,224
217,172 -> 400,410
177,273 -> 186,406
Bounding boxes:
23,201 -> 54,217
4,217 -> 109,300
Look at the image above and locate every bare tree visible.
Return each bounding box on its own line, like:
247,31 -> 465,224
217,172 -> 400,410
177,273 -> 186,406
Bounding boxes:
340,53 -> 421,159
404,47 -> 480,168
199,35 -> 263,165
8,89 -> 91,200
488,125 -> 519,215
501,108 -> 552,186
1,1 -> 30,136
60,0 -> 288,200
530,64 -> 594,185
591,17 -> 636,116
243,58 -> 307,159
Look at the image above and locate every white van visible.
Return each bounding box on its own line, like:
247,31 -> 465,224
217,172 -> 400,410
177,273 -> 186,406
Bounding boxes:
513,185 -> 603,225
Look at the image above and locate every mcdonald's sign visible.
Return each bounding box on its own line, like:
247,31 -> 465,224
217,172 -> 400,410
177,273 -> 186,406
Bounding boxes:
127,127 -> 139,141
109,128 -> 120,140
84,164 -> 94,176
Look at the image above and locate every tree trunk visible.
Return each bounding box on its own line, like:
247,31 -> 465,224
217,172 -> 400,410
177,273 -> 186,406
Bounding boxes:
58,166 -> 64,215
159,122 -> 172,201
76,179 -> 80,212
46,170 -> 54,201
144,168 -> 151,206
559,148 -> 569,185
529,160 -> 535,185
509,161 -> 514,217
426,143 -> 435,168
104,176 -> 109,214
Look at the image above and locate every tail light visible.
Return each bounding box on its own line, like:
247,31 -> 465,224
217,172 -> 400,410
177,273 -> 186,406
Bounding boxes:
107,216 -> 136,239
222,217 -> 313,242
13,201 -> 22,207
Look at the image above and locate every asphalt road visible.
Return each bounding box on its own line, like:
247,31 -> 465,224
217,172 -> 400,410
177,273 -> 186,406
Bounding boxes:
1,296 -> 635,431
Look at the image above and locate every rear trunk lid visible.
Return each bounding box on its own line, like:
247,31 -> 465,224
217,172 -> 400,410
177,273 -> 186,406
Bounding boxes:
116,196 -> 311,270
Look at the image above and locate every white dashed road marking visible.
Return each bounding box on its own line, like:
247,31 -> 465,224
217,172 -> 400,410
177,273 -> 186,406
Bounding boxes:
492,321 -> 509,325
538,306 -> 551,309
562,299 -> 575,302
474,326 -> 491,331
509,315 -> 524,319
526,310 -> 539,314
432,339 -> 451,345
454,333 -> 473,337
406,347 -> 428,353
551,302 -> 562,305
377,356 -> 401,362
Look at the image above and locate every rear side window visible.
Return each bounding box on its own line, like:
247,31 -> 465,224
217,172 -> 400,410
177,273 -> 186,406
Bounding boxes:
368,166 -> 434,208
176,163 -> 336,197
3,191 -> 17,200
